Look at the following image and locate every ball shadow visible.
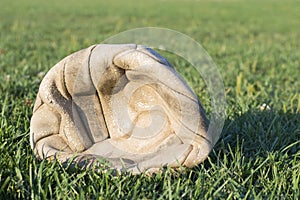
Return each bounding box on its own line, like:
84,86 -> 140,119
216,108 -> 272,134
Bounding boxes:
208,108 -> 299,165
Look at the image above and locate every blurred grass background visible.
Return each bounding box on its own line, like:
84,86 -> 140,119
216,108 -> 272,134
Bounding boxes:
0,0 -> 299,199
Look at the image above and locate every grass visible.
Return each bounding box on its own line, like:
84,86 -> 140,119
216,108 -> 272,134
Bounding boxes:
0,0 -> 299,199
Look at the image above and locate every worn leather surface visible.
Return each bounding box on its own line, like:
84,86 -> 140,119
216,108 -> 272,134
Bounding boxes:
30,44 -> 212,174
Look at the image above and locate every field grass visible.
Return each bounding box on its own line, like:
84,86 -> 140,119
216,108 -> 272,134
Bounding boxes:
0,0 -> 299,199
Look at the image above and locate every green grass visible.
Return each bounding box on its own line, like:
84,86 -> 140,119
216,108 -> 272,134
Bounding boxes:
0,0 -> 299,199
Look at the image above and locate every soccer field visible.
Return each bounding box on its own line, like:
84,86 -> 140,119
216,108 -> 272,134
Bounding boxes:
0,0 -> 299,199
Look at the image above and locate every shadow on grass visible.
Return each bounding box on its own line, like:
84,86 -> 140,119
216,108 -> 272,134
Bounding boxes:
209,108 -> 300,165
